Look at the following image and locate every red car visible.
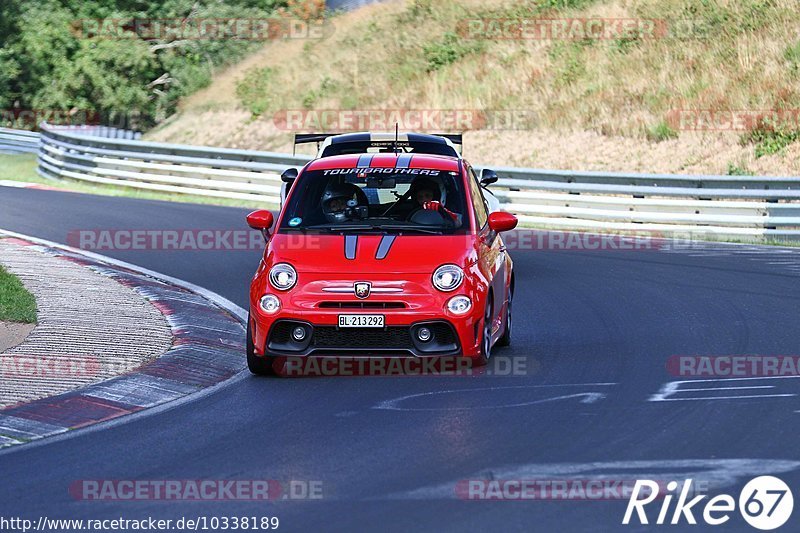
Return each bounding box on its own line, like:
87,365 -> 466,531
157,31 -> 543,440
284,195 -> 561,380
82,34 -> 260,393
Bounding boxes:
245,133 -> 517,375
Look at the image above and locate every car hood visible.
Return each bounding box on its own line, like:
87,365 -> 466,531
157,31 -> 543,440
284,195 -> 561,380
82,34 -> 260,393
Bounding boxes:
266,233 -> 475,274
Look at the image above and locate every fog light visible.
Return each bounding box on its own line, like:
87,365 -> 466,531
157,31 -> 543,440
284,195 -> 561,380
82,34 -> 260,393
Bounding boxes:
292,326 -> 306,341
259,294 -> 281,314
447,296 -> 472,315
417,327 -> 432,342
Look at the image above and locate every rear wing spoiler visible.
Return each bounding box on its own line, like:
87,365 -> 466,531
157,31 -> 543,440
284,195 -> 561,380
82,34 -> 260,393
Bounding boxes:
293,132 -> 463,155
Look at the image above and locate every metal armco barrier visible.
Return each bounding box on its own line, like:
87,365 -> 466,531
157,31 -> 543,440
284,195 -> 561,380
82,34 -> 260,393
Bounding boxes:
37,124 -> 309,205
17,124 -> 800,239
0,128 -> 40,154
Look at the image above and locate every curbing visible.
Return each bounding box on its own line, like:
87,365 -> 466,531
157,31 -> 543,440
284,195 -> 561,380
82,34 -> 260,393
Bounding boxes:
0,230 -> 247,450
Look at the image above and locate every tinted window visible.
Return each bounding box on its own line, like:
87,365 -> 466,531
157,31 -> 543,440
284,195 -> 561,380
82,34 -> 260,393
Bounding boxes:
468,167 -> 489,229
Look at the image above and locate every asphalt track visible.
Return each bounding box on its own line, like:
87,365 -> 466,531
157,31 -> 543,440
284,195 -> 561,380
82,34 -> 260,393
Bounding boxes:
1,186 -> 800,532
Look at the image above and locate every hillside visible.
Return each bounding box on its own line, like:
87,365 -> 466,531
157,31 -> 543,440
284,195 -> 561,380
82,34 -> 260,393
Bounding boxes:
146,0 -> 800,175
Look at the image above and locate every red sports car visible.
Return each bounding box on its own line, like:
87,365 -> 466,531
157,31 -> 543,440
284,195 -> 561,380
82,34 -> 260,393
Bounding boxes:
245,133 -> 517,375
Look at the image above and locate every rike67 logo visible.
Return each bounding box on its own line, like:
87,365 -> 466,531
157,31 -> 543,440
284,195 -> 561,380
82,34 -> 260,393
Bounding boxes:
623,476 -> 793,530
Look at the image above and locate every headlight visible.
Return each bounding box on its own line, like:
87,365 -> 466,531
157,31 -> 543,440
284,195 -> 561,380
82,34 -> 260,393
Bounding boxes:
432,264 -> 464,292
447,296 -> 472,315
259,294 -> 281,314
269,263 -> 297,290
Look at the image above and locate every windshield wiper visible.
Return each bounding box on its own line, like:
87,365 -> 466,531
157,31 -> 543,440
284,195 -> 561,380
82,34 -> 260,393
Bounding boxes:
305,224 -> 381,233
303,223 -> 443,235
372,224 -> 444,235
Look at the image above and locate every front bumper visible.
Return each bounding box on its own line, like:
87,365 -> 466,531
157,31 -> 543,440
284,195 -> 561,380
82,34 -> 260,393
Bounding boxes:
250,301 -> 484,359
264,319 -> 460,357
249,270 -> 487,359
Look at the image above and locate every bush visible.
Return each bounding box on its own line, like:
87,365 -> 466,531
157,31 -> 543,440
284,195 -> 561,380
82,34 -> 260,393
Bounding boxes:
742,118 -> 800,158
785,41 -> 800,74
726,162 -> 751,176
647,120 -> 679,142
423,32 -> 482,72
236,67 -> 275,117
0,0 -> 289,130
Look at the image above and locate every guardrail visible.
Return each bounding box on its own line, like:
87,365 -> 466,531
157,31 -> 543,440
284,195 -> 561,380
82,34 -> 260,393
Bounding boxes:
0,128 -> 40,154
37,124 -> 309,205
476,166 -> 800,239
12,124 -> 800,240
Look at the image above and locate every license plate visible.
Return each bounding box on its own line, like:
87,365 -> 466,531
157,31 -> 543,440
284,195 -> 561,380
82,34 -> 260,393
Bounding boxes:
338,314 -> 385,328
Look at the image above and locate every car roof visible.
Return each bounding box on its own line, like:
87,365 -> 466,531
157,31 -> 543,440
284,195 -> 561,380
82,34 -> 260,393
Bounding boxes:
305,152 -> 463,173
315,132 -> 461,158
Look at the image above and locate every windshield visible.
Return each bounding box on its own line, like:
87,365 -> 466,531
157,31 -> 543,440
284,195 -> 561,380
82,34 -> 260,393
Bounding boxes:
279,167 -> 469,235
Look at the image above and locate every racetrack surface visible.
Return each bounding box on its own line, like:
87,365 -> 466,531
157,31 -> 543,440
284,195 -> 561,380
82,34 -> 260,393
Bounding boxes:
1,187 -> 799,532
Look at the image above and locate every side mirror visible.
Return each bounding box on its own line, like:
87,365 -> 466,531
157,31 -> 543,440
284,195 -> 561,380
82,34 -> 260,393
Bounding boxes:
281,167 -> 298,184
247,210 -> 274,230
247,210 -> 274,242
480,168 -> 498,187
487,211 -> 518,233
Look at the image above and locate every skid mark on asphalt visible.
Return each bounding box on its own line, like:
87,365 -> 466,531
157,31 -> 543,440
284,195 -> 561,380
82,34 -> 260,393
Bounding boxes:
661,242 -> 800,275
372,383 -> 616,411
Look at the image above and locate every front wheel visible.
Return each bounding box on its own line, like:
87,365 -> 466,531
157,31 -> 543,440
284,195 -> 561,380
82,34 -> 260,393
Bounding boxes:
473,296 -> 494,366
497,285 -> 512,347
247,314 -> 275,376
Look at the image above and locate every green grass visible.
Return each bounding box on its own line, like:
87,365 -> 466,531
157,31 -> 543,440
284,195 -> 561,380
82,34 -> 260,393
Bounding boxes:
726,162 -> 751,176
646,120 -> 679,142
742,125 -> 800,158
235,66 -> 276,117
422,31 -> 484,72
0,263 -> 37,324
0,153 -> 272,209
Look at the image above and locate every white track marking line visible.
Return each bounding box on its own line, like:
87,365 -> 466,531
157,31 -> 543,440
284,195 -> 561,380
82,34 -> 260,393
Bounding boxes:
677,386 -> 775,392
650,376 -> 800,402
373,383 -> 616,411
653,394 -> 796,401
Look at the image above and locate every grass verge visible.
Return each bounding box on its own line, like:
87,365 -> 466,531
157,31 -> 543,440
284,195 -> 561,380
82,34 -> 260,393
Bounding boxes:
0,263 -> 37,324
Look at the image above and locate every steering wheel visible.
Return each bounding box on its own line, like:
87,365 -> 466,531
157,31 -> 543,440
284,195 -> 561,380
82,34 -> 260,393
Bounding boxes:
408,208 -> 447,226
352,186 -> 370,207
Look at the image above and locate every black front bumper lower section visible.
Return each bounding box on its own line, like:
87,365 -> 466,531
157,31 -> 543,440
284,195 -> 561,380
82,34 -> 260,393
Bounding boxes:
266,319 -> 460,357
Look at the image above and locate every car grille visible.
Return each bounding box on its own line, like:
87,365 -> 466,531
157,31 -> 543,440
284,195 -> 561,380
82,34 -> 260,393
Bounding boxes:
268,321 -> 458,353
318,301 -> 406,309
312,326 -> 413,349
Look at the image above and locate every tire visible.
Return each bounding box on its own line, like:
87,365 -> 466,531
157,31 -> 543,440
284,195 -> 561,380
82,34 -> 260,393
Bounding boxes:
473,295 -> 494,366
247,314 -> 275,376
497,284 -> 513,347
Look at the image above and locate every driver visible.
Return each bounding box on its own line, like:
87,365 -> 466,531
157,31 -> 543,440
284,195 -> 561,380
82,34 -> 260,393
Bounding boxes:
322,183 -> 363,223
408,177 -> 461,225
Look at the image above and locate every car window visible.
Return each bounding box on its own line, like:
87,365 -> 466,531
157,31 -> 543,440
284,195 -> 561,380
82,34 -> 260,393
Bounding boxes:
468,167 -> 489,229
